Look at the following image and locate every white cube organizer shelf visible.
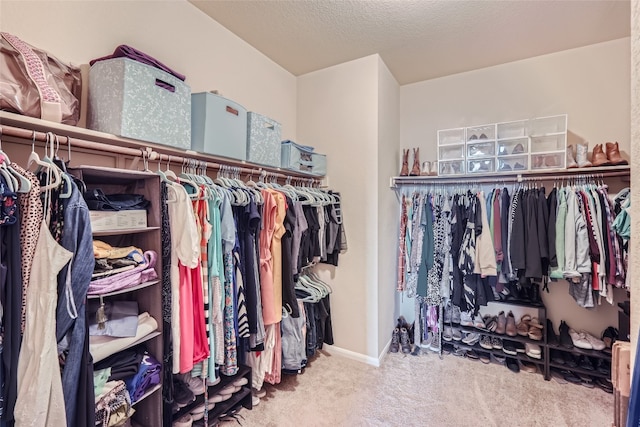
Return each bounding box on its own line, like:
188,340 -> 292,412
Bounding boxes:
436,114 -> 567,176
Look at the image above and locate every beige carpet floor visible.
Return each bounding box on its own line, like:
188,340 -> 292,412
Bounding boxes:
222,349 -> 612,427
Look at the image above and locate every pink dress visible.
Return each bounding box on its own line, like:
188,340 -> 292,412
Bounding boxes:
259,190 -> 277,325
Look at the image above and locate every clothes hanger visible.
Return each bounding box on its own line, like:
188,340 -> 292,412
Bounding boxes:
52,135 -> 72,198
27,132 -> 62,192
179,158 -> 203,200
0,128 -> 27,192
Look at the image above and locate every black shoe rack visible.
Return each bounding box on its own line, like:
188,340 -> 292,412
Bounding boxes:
441,300 -> 613,390
172,365 -> 253,425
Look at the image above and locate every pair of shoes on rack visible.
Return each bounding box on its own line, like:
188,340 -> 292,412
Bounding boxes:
400,148 -> 424,176
515,315 -> 543,341
568,328 -> 606,350
420,161 -> 438,176
592,142 -> 628,166
498,143 -> 526,156
175,373 -> 205,396
567,143 -> 592,168
468,133 -> 488,141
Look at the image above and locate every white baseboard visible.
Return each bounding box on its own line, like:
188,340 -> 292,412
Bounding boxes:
324,341 -> 391,367
378,338 -> 392,364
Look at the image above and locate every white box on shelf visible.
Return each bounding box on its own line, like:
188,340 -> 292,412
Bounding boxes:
246,112 -> 282,167
191,92 -> 248,161
90,210 -> 147,232
437,128 -> 465,145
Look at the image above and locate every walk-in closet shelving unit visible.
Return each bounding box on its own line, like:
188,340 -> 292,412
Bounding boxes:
72,166 -> 164,426
0,111 -> 325,426
391,164 -> 630,383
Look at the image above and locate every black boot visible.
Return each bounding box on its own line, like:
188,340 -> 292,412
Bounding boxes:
531,283 -> 541,305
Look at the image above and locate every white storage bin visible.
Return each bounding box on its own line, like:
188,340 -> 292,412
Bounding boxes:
439,160 -> 464,176
466,124 -> 496,142
467,141 -> 495,158
497,156 -> 528,172
439,144 -> 464,160
529,114 -> 567,136
437,128 -> 465,145
246,112 -> 281,167
88,58 -> 191,148
497,137 -> 528,156
467,158 -> 495,174
191,92 -> 247,160
530,134 -> 565,153
281,140 -> 326,176
497,120 -> 528,139
531,152 -> 565,170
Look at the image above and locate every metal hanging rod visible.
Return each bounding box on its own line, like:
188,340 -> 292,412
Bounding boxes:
390,167 -> 630,188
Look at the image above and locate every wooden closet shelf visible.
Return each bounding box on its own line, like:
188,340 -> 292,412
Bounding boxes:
0,111 -> 324,180
87,280 -> 160,299
93,226 -> 160,236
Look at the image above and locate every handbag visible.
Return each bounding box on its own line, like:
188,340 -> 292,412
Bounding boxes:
0,32 -> 82,125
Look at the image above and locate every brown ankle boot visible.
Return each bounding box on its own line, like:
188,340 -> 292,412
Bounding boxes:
400,149 -> 409,176
591,143 -> 611,167
605,142 -> 628,165
409,148 -> 421,176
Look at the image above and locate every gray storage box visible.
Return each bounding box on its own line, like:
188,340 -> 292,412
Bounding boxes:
281,140 -> 327,176
88,58 -> 191,148
246,112 -> 281,167
191,92 -> 247,160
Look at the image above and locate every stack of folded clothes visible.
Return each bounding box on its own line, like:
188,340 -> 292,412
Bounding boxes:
94,345 -> 162,406
89,240 -> 158,295
83,189 -> 150,211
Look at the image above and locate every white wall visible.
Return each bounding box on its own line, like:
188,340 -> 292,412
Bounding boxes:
399,38 -> 632,341
297,55 -> 381,358
376,57 -> 400,357
0,0 -> 297,140
401,38 -> 631,159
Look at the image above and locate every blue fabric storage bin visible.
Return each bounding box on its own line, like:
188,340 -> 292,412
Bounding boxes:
191,92 -> 247,161
88,58 -> 191,148
281,140 -> 326,176
246,112 -> 281,167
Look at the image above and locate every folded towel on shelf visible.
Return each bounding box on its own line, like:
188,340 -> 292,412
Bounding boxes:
90,313 -> 158,363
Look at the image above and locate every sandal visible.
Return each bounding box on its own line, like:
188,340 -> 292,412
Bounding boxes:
516,315 -> 531,337
528,327 -> 543,341
529,317 -> 544,329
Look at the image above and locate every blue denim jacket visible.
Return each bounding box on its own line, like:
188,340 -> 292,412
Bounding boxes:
55,177 -> 95,425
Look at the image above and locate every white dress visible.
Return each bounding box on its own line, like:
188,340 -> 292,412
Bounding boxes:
15,220 -> 72,426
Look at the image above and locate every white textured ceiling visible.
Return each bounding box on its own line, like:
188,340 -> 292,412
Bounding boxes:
189,0 -> 630,85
